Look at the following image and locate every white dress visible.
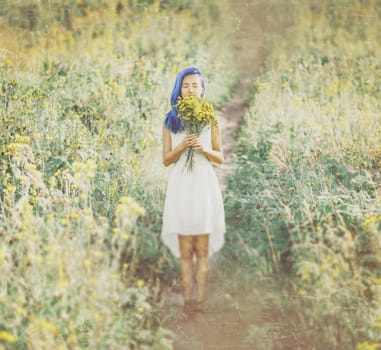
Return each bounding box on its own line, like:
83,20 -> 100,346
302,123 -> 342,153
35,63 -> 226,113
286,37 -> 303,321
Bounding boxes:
161,126 -> 226,257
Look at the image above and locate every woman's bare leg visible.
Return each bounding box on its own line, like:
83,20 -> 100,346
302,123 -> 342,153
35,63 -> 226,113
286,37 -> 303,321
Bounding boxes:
194,234 -> 209,303
178,235 -> 194,303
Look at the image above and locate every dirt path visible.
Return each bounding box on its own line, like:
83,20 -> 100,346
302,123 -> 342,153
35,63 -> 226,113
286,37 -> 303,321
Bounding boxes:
215,0 -> 272,190
161,2 -> 297,349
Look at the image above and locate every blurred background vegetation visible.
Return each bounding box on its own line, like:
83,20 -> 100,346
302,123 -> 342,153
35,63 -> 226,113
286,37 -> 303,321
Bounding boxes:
0,0 -> 380,349
0,1 -> 237,348
223,1 -> 381,349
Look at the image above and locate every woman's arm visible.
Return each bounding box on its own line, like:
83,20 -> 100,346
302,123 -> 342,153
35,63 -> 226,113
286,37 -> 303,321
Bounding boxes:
192,122 -> 224,164
204,123 -> 224,164
162,126 -> 195,167
163,122 -> 224,167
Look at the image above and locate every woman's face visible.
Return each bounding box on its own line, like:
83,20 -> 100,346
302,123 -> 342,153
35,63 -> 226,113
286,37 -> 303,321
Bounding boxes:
181,74 -> 203,98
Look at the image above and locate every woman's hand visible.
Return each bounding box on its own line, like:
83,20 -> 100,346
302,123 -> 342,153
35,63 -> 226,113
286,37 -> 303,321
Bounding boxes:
162,127 -> 209,167
181,134 -> 204,152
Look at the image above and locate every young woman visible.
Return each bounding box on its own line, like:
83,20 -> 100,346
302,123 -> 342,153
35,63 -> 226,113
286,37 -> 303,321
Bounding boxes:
161,66 -> 225,312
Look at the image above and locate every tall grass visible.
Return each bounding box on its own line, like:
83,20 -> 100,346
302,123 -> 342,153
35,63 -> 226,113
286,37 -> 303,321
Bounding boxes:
224,1 -> 381,349
0,1 -> 238,348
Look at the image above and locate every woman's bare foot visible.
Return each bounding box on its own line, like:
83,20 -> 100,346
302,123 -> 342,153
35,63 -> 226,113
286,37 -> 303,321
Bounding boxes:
193,300 -> 206,312
178,300 -> 194,320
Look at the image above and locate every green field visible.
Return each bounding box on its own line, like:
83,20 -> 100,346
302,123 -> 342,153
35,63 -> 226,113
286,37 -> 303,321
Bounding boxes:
1,1 -> 380,349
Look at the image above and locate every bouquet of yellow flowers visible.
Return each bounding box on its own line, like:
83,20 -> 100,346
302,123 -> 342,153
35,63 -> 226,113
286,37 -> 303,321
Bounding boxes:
175,95 -> 218,171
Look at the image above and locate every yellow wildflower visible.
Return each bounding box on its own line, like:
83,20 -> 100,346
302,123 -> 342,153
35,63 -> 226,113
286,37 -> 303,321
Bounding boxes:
115,196 -> 145,217
356,342 -> 380,350
297,289 -> 307,296
0,248 -> 4,266
60,217 -> 69,226
15,134 -> 30,144
136,279 -> 144,288
175,95 -> 217,171
5,184 -> 16,194
122,233 -> 130,240
32,318 -> 59,335
69,211 -> 80,219
73,159 -> 97,182
15,306 -> 26,316
5,143 -> 22,156
93,251 -> 103,258
0,331 -> 17,343
176,95 -> 217,129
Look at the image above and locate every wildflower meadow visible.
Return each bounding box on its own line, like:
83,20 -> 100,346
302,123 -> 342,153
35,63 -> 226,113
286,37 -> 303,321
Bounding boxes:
0,1 -> 236,348
224,1 -> 381,349
1,0 -> 380,349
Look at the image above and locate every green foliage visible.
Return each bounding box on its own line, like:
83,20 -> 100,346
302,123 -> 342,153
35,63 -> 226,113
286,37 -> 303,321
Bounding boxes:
225,1 -> 381,348
0,0 -> 237,348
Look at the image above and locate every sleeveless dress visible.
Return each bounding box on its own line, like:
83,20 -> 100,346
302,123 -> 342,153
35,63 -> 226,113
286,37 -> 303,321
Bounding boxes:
161,126 -> 226,257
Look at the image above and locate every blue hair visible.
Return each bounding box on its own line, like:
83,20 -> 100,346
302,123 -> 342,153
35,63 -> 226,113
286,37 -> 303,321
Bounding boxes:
164,66 -> 205,133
